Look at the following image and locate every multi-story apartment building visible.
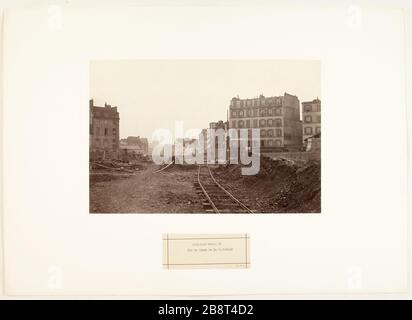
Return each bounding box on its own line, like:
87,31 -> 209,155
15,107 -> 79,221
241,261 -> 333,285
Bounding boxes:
302,98 -> 321,142
209,120 -> 229,131
198,129 -> 208,147
89,99 -> 120,160
209,120 -> 229,163
228,93 -> 302,151
197,121 -> 229,163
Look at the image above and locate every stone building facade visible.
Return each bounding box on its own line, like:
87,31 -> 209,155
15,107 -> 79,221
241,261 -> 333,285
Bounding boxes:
209,120 -> 229,131
228,93 -> 303,151
89,99 -> 120,160
302,98 -> 321,142
120,136 -> 149,155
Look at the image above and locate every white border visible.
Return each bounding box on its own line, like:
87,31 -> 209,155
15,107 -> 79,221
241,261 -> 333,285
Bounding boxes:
0,0 -> 411,299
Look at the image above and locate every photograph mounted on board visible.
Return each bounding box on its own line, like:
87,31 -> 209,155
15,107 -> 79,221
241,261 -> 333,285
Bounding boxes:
89,60 -> 321,214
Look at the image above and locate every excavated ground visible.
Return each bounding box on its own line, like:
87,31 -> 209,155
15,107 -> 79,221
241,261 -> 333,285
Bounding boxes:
211,157 -> 321,213
89,156 -> 320,213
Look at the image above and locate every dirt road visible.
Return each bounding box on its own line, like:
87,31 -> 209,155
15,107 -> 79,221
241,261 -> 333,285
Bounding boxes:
90,164 -> 203,213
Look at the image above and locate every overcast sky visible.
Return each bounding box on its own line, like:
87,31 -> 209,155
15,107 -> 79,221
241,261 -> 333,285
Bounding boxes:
90,60 -> 320,142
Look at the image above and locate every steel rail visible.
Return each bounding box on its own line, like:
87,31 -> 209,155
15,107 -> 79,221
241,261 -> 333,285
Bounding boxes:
197,166 -> 220,213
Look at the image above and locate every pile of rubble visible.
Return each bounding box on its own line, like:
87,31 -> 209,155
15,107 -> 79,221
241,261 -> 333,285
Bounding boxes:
89,159 -> 146,184
268,160 -> 320,212
90,160 -> 144,173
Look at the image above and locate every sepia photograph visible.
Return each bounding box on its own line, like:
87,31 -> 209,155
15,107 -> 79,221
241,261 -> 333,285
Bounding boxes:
2,2 -> 409,299
89,60 -> 321,214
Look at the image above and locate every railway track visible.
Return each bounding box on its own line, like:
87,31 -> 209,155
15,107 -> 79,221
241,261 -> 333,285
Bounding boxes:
195,165 -> 254,213
153,161 -> 174,173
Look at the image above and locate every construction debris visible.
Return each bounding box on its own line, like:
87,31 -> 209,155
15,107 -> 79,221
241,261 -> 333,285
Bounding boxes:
89,159 -> 147,185
212,156 -> 321,213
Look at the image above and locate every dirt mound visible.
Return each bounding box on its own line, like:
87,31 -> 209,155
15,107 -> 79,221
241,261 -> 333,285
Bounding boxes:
212,156 -> 320,213
269,162 -> 320,212
169,164 -> 198,171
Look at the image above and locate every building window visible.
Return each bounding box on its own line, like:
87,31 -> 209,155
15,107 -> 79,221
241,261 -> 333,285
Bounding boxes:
267,119 -> 273,126
238,120 -> 244,128
304,115 -> 312,123
259,119 -> 266,127
275,140 -> 281,147
275,108 -> 282,115
90,124 -> 93,135
96,126 -> 100,135
275,118 -> 282,127
268,129 -> 274,136
315,127 -> 321,134
232,111 -> 237,117
247,109 -> 252,117
315,104 -> 321,112
104,128 -> 108,135
304,127 -> 313,135
275,129 -> 282,137
232,120 -> 236,128
304,105 -> 312,112
253,119 -> 258,127
261,129 -> 266,137
112,128 -> 116,135
239,110 -> 244,117
260,109 -> 266,116
246,120 -> 250,128
268,108 -> 273,115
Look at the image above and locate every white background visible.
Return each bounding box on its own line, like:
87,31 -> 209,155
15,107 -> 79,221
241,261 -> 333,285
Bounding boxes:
0,0 -> 411,299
